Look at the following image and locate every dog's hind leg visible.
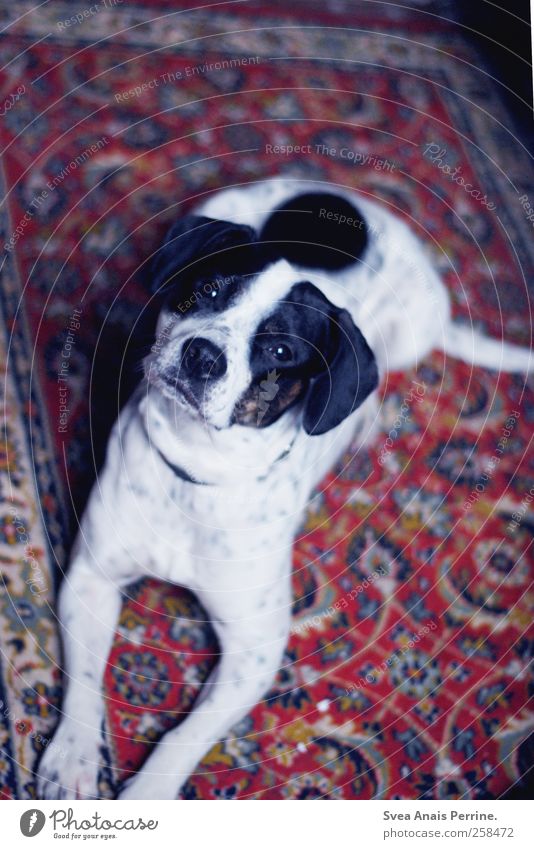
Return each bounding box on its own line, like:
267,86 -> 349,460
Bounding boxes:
118,603 -> 290,800
440,323 -> 533,373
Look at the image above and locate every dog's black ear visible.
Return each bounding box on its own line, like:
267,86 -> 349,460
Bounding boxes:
303,303 -> 378,436
151,215 -> 257,294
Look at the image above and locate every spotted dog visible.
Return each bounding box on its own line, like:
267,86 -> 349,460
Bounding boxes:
37,179 -> 532,799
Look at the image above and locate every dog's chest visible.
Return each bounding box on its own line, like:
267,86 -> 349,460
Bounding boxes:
121,445 -> 300,590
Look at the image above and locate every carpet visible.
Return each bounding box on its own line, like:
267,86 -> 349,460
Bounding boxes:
0,0 -> 533,799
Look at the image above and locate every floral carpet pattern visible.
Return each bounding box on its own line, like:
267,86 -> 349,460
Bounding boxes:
0,0 -> 533,799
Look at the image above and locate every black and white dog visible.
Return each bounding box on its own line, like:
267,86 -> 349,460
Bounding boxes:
37,179 -> 532,799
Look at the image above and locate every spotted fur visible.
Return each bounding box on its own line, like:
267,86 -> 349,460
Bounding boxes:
37,178 -> 532,801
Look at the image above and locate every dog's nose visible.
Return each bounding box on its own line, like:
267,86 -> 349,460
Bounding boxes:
181,337 -> 227,381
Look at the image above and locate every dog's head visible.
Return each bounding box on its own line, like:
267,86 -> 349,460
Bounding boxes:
146,192 -> 378,436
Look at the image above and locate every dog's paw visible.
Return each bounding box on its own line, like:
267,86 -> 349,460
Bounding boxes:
118,765 -> 182,800
36,724 -> 101,800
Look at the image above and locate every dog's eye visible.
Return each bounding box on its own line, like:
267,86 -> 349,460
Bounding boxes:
268,343 -> 293,362
202,277 -> 230,304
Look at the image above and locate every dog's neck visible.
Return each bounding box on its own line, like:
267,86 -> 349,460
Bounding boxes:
139,384 -> 301,486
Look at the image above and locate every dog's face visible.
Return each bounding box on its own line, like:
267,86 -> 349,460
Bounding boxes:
146,193 -> 378,435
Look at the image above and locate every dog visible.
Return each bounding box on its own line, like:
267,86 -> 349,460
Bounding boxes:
36,179 -> 532,799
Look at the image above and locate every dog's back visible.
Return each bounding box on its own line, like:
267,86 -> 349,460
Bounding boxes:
197,179 -> 451,372
198,179 -> 532,374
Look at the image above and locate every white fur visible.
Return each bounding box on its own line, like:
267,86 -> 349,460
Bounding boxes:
36,179 -> 532,800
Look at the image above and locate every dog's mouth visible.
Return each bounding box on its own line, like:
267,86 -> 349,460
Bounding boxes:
166,378 -> 199,410
232,376 -> 305,428
149,369 -> 200,412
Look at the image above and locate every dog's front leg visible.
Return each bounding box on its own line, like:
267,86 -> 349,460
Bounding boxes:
36,553 -> 124,799
119,607 -> 290,800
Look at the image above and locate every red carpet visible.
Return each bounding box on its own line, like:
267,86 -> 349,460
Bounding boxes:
0,0 -> 533,799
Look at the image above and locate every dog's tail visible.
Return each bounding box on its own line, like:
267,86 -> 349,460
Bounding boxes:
440,323 -> 533,373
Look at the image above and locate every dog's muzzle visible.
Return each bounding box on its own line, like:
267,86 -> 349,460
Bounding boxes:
159,336 -> 228,412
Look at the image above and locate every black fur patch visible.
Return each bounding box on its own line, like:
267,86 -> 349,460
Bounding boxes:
151,192 -> 369,311
233,281 -> 378,433
151,216 -> 268,313
259,192 -> 368,270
